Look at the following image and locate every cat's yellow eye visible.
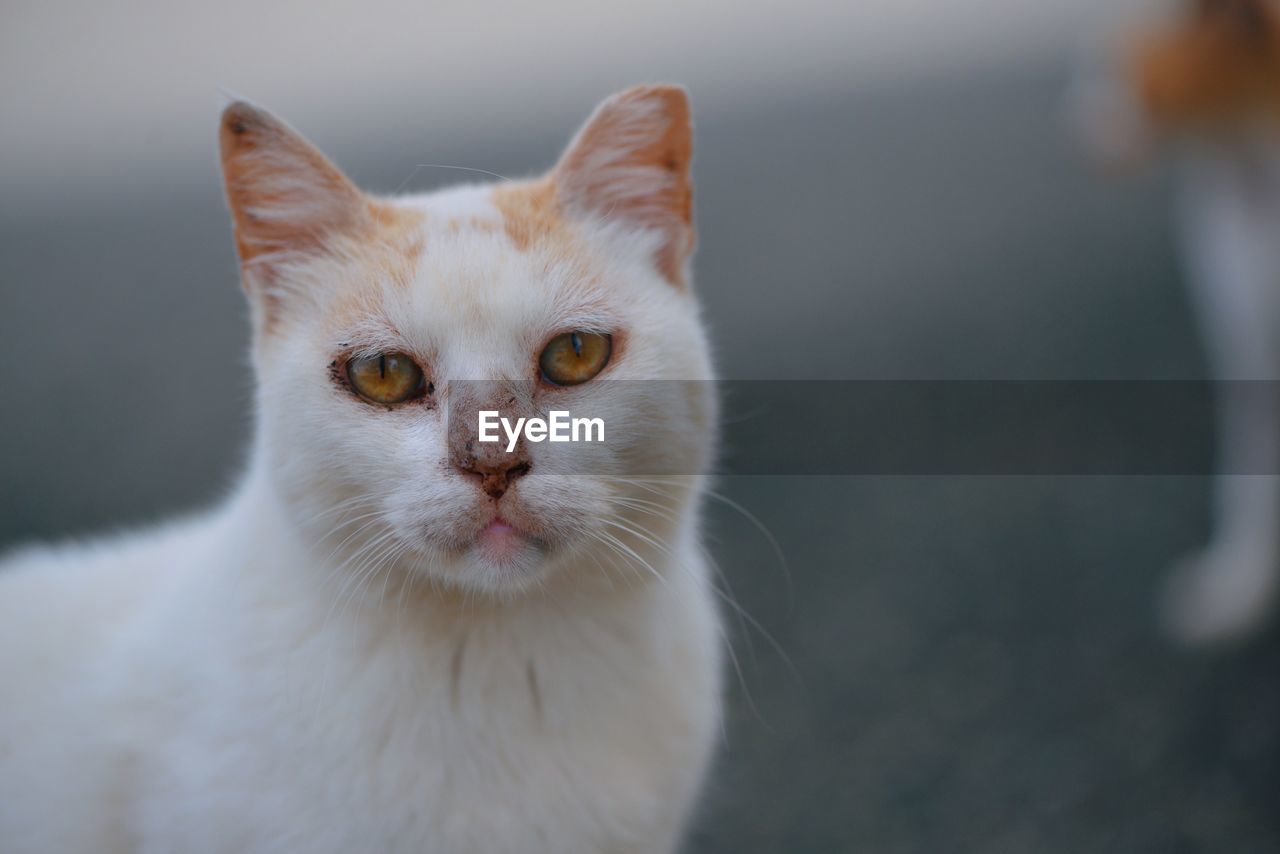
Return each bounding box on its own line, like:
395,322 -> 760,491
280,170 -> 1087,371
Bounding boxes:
345,352 -> 426,405
539,332 -> 612,386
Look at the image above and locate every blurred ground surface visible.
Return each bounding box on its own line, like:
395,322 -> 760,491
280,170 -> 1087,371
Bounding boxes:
2,63 -> 1278,852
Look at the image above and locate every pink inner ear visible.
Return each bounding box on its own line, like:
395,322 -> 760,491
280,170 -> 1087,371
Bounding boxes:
553,86 -> 696,286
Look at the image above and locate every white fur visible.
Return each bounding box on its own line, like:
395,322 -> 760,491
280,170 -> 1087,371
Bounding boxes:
1163,140 -> 1280,643
1071,50 -> 1280,643
0,97 -> 721,852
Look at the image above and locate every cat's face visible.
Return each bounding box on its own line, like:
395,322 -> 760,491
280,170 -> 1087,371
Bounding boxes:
219,87 -> 715,595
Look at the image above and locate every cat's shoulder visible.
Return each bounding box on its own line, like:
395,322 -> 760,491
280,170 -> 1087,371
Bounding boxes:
0,511 -> 222,653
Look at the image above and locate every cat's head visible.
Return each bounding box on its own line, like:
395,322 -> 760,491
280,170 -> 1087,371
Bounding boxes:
1072,0 -> 1280,166
1127,0 -> 1280,133
218,86 -> 715,596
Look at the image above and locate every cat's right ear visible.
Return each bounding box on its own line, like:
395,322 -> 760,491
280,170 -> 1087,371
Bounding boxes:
551,85 -> 695,288
218,102 -> 366,290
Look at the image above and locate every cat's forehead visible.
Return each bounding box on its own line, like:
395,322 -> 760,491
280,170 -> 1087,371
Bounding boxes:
389,181 -> 603,308
330,181 -> 616,360
397,183 -> 505,224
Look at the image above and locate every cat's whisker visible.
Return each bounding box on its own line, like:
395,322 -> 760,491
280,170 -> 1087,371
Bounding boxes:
604,509 -> 801,722
590,524 -> 766,732
604,511 -> 752,647
393,163 -> 512,195
311,525 -> 405,717
313,508 -> 393,564
314,519 -> 396,601
296,493 -> 380,525
601,495 -> 682,525
584,530 -> 649,589
335,530 -> 403,617
704,487 -> 794,616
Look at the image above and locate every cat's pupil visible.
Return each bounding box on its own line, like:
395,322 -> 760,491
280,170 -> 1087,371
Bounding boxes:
571,333 -> 582,358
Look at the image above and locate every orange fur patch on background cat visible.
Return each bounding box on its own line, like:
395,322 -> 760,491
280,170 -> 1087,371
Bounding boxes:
1128,0 -> 1280,130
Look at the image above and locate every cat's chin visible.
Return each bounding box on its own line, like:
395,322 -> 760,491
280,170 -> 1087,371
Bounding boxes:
468,517 -> 544,573
417,515 -> 555,595
472,516 -> 529,559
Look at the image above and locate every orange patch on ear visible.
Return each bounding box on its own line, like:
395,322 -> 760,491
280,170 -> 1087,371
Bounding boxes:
218,102 -> 427,329
540,85 -> 696,287
557,86 -> 693,225
219,102 -> 368,267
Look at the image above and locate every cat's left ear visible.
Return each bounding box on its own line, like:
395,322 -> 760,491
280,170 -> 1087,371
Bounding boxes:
552,85 -> 695,286
218,101 -> 369,284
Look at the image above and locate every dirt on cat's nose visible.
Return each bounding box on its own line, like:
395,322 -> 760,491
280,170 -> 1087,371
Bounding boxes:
455,439 -> 531,499
447,385 -> 533,499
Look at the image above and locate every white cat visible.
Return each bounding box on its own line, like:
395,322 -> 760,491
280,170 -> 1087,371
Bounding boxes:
1071,0 -> 1280,643
0,85 -> 722,853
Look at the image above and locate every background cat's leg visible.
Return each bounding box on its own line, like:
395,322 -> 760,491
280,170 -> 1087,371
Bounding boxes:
1164,423 -> 1280,644
1163,180 -> 1280,643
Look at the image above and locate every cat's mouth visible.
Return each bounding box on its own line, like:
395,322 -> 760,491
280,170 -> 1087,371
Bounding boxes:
402,493 -> 579,588
468,511 -> 546,569
476,515 -> 526,553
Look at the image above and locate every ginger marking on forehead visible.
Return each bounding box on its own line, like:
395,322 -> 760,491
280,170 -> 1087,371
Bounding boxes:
364,200 -> 427,291
492,178 -> 567,253
444,215 -> 501,236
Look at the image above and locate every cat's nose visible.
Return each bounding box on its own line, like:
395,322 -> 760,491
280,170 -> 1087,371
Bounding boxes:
453,441 -> 532,499
446,381 -> 534,499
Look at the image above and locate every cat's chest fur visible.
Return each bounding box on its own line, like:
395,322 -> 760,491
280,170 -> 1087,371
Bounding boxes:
98,493 -> 721,854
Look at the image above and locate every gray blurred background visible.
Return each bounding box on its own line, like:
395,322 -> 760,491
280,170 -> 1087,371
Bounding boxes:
3,0 -> 1278,851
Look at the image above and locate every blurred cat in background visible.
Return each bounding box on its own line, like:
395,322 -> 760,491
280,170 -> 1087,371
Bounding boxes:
0,85 -> 721,853
1071,0 -> 1280,643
